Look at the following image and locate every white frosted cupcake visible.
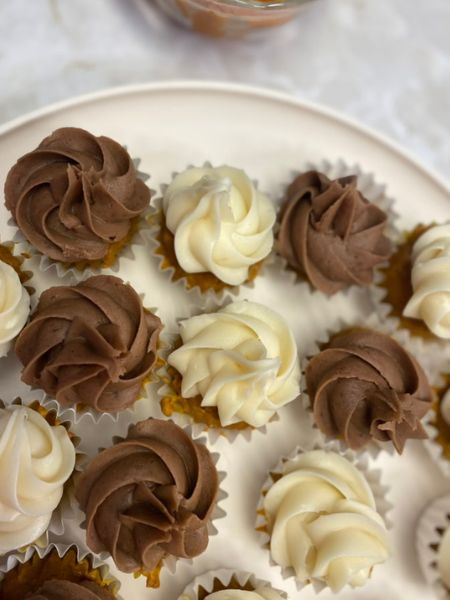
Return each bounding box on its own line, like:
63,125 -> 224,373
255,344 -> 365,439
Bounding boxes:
160,299 -> 301,440
150,164 -> 276,299
256,445 -> 391,593
374,223 -> 450,351
179,570 -> 287,600
0,401 -> 76,555
0,243 -> 32,358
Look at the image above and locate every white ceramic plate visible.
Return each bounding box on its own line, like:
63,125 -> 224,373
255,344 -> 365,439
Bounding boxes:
0,81 -> 449,600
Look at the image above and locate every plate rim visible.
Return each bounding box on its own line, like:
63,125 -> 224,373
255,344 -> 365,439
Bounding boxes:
0,79 -> 448,196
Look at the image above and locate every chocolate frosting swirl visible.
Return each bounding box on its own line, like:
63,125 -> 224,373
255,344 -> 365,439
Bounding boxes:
15,275 -> 162,413
75,418 -> 218,573
306,328 -> 432,453
25,580 -> 114,600
278,171 -> 390,294
4,127 -> 150,262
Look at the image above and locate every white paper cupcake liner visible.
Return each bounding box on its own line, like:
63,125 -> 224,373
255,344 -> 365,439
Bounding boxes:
155,297 -> 311,443
423,367 -> 450,479
8,158 -> 152,283
416,494 -> 450,599
0,542 -> 123,599
73,424 -> 227,587
273,158 -> 400,300
0,398 -> 83,554
179,569 -> 288,600
255,440 -> 392,593
145,162 -> 274,307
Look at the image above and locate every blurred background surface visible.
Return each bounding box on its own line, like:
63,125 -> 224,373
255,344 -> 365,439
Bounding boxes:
0,0 -> 449,175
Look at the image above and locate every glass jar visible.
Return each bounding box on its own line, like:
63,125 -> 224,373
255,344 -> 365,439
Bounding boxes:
155,0 -> 315,38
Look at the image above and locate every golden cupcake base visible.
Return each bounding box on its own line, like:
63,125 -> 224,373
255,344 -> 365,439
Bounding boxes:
152,211 -> 263,294
379,224 -> 435,340
160,364 -> 249,432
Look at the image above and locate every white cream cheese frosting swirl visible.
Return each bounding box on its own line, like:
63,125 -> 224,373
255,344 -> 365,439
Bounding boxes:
0,405 -> 76,553
403,224 -> 450,338
440,389 -> 450,426
0,260 -> 30,357
167,301 -> 300,428
263,450 -> 390,592
163,166 -> 276,285
204,589 -> 284,600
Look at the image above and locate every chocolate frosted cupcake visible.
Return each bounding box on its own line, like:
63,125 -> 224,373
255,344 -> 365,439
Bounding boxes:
305,327 -> 433,453
4,127 -> 150,277
15,275 -> 162,418
151,164 -> 276,298
0,544 -> 121,600
75,418 -> 219,587
277,169 -> 391,295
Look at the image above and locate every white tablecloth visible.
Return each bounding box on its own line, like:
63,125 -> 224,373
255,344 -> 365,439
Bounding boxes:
1,0 -> 449,177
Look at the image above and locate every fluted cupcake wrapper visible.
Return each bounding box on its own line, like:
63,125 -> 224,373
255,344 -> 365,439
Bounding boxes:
0,398 -> 84,556
145,162 -> 274,308
154,296 -> 312,443
255,440 -> 392,594
73,426 -> 227,587
273,157 -> 401,301
416,494 -> 450,599
179,569 -> 288,600
8,158 -> 152,283
39,296 -> 165,425
301,312 -> 437,459
0,542 -> 123,600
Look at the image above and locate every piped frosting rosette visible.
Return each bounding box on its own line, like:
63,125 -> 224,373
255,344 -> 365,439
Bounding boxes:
256,442 -> 392,593
416,494 -> 450,599
157,298 -> 304,442
147,164 -> 276,302
4,127 -> 152,282
372,223 -> 450,358
0,542 -> 123,600
179,569 -> 287,600
0,399 -> 80,556
422,365 -> 450,478
275,159 -> 398,299
300,313 -> 434,458
14,275 -> 163,423
74,418 -> 226,588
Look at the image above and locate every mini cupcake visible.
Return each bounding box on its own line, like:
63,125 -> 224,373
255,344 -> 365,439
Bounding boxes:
0,543 -> 121,600
14,275 -> 163,420
277,168 -> 392,295
179,569 -> 287,600
4,127 -> 151,279
0,243 -> 31,357
417,494 -> 450,599
256,446 -> 391,593
162,299 -> 301,438
75,418 -> 220,588
304,326 -> 433,454
151,164 -> 276,297
0,400 -> 76,555
376,223 -> 450,342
